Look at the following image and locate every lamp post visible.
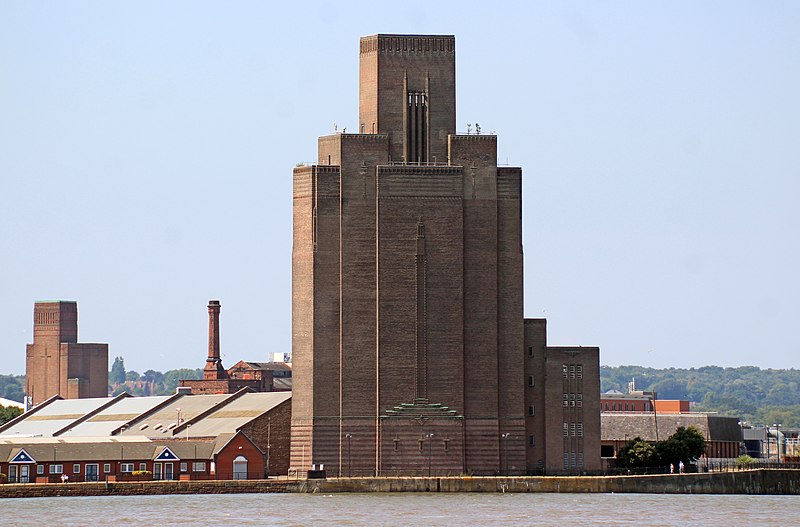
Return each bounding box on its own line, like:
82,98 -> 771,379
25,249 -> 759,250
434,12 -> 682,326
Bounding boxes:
345,434 -> 353,477
501,433 -> 511,475
426,433 -> 434,477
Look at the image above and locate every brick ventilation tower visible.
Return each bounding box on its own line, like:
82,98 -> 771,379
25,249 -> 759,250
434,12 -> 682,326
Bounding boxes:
292,34 -> 529,476
293,34 -> 603,476
25,301 -> 108,406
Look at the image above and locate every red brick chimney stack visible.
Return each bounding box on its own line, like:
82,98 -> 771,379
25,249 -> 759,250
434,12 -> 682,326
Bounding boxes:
204,300 -> 227,380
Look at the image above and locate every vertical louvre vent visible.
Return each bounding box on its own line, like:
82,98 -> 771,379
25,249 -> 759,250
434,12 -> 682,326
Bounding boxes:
406,91 -> 427,163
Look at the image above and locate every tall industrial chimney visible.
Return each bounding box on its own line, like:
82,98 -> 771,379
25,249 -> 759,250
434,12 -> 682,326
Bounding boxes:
203,300 -> 227,380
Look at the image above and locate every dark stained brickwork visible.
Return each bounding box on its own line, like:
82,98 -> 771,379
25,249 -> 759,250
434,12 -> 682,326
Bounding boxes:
292,34 -> 601,476
239,399 -> 292,476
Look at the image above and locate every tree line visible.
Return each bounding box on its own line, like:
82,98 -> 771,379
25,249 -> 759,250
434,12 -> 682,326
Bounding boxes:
0,374 -> 24,403
0,374 -> 24,425
3,364 -> 799,427
0,359 -> 203,403
601,365 -> 800,427
108,357 -> 202,396
0,404 -> 22,426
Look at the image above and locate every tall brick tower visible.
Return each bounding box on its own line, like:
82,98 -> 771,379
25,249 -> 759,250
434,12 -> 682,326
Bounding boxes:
292,34 -> 526,476
25,301 -> 108,406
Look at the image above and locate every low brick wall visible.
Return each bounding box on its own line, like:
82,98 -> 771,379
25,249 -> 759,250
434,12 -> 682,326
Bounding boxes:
1,470 -> 797,498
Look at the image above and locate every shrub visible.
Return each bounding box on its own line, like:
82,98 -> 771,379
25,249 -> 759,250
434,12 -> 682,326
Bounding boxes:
131,470 -> 152,476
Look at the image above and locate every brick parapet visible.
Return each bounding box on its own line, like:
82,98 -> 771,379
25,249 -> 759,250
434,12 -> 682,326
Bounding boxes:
360,35 -> 455,56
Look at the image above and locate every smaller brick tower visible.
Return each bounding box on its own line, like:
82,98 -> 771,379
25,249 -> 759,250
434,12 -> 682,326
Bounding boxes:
25,301 -> 108,406
204,300 -> 227,380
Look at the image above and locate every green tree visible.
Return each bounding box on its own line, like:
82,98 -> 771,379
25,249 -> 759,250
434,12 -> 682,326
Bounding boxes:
697,392 -> 757,417
651,378 -> 689,400
109,357 -> 126,386
143,370 -> 164,385
126,370 -> 141,381
160,369 -> 201,394
754,405 -> 800,429
617,437 -> 657,468
128,384 -> 148,396
0,374 -> 25,403
0,405 -> 23,425
655,426 -> 706,468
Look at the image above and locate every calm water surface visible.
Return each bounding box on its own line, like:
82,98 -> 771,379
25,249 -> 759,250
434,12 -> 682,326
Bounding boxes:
5,493 -> 799,526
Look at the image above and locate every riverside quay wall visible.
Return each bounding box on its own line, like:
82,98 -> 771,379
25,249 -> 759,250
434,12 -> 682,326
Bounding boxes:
300,470 -> 800,495
0,470 -> 798,498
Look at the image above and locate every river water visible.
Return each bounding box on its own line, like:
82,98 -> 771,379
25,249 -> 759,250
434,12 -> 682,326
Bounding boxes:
4,492 -> 799,526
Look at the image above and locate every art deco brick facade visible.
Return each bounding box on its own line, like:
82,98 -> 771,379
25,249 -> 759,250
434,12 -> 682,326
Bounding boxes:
523,319 -> 601,474
292,34 -> 600,476
25,301 -> 108,406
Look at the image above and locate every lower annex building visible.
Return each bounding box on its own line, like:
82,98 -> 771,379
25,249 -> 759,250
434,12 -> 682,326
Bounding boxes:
291,33 -> 601,476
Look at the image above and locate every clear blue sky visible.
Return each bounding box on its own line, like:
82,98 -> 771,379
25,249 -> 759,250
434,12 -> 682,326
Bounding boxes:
1,1 -> 798,375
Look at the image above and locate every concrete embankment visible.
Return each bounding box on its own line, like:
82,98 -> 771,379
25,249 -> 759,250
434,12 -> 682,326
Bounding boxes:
299,470 -> 800,495
1,470 -> 797,498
